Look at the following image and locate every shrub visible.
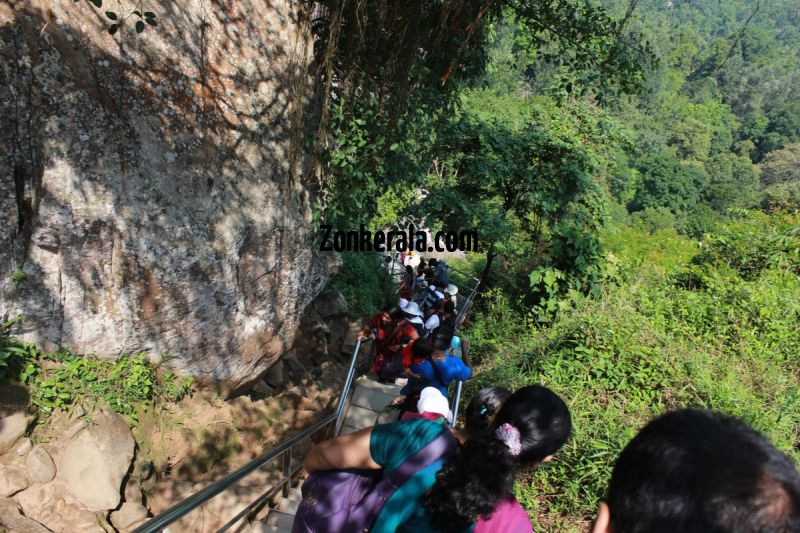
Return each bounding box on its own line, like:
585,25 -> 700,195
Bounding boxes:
328,251 -> 396,319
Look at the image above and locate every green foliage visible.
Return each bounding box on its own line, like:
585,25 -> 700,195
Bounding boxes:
702,153 -> 759,211
761,181 -> 800,211
465,211 -> 800,531
73,0 -> 158,35
528,221 -> 616,322
10,269 -> 27,284
328,252 -> 395,319
628,206 -> 675,234
629,154 -> 708,215
419,91 -> 606,294
1,324 -> 192,424
678,203 -> 724,239
0,317 -> 24,379
602,223 -> 698,274
690,210 -> 800,280
760,143 -> 800,186
670,117 -> 712,161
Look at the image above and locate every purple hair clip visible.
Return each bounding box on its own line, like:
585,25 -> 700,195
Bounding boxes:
495,423 -> 522,456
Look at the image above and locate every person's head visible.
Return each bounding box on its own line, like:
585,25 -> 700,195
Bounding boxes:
417,387 -> 453,423
465,386 -> 512,439
443,301 -> 455,315
432,333 -> 452,356
380,303 -> 399,325
412,339 -> 434,360
422,385 -> 572,532
592,408 -> 800,533
400,375 -> 435,415
429,258 -> 439,267
388,306 -> 406,323
405,265 -> 413,274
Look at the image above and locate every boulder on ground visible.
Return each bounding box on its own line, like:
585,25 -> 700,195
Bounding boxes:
57,410 -> 134,510
124,479 -> 143,504
0,413 -> 32,454
0,497 -> 52,533
15,437 -> 33,456
26,446 -> 56,483
0,464 -> 28,497
110,501 -> 149,530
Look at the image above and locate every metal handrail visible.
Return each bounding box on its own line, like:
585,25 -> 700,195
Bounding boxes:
133,340 -> 363,533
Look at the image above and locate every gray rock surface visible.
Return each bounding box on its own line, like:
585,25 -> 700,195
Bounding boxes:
14,437 -> 33,456
0,0 -> 335,395
314,292 -> 349,318
57,410 -> 134,510
26,446 -> 56,483
0,497 -> 52,533
264,360 -> 285,389
0,464 -> 28,497
0,413 -> 31,454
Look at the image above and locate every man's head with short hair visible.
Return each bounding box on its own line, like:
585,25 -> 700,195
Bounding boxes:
432,332 -> 452,355
592,408 -> 800,533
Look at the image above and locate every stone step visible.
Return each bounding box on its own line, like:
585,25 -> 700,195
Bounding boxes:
351,386 -> 397,412
276,487 -> 303,516
354,377 -> 404,395
342,404 -> 380,429
263,510 -> 295,531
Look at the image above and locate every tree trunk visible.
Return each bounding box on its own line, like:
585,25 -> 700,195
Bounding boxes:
479,242 -> 497,291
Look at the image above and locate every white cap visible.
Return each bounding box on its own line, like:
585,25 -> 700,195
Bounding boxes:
403,301 -> 424,317
417,387 -> 453,424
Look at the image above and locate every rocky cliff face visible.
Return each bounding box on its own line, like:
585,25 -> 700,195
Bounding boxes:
0,1 -> 333,395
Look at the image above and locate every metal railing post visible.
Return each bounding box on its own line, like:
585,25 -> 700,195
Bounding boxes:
334,339 -> 361,436
281,449 -> 292,497
451,381 -> 463,423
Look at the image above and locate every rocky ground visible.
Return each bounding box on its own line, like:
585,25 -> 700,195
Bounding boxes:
0,292 -> 363,532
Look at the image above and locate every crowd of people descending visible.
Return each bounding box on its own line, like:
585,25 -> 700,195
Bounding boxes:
357,256 -> 469,394
297,254 -> 800,532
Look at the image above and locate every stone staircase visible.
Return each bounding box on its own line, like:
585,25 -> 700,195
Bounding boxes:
254,376 -> 404,532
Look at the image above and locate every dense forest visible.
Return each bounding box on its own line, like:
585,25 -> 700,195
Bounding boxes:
328,1 -> 800,530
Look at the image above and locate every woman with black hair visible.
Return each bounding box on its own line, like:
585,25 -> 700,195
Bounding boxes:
456,387 -> 537,532
303,385 -> 572,533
